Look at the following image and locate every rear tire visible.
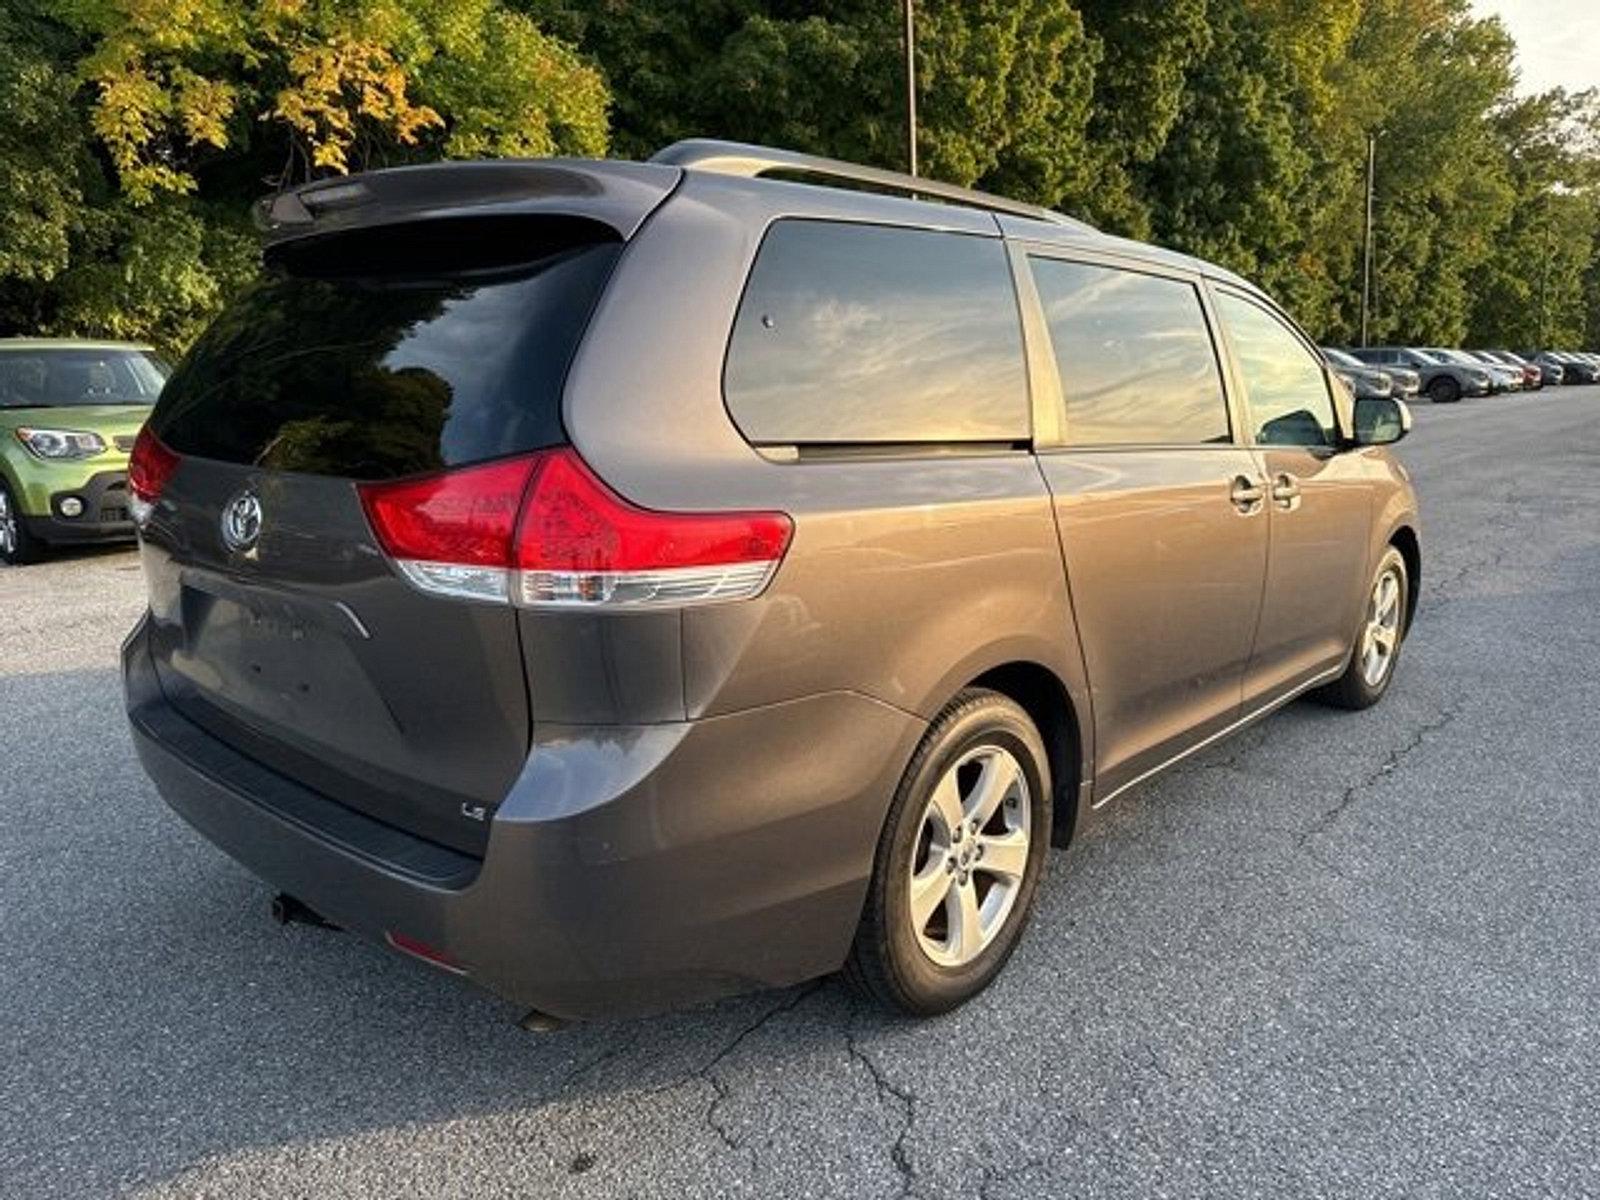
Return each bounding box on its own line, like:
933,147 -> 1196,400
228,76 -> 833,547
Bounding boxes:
845,689 -> 1052,1016
0,479 -> 42,565
1316,547 -> 1409,711
1426,375 -> 1461,404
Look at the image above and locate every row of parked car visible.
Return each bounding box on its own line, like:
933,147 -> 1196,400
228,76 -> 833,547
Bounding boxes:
1322,345 -> 1600,404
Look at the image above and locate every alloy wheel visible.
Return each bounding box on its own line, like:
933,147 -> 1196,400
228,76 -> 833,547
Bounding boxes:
1359,564 -> 1403,686
907,744 -> 1031,968
0,488 -> 16,557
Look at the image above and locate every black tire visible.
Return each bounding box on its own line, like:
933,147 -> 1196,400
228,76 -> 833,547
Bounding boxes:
845,688 -> 1052,1016
1315,546 -> 1409,711
1426,374 -> 1461,404
0,477 -> 43,566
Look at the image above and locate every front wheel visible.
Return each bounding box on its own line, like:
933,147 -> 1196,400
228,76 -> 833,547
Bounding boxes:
1316,547 -> 1409,710
0,479 -> 42,565
845,689 -> 1052,1016
1427,375 -> 1461,404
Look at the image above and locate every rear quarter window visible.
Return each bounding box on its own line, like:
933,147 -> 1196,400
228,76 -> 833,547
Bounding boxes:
723,220 -> 1029,445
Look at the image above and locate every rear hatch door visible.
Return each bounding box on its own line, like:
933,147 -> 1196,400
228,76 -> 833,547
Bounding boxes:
138,187 -> 666,855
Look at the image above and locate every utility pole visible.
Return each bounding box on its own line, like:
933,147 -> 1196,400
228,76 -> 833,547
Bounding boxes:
1537,216 -> 1553,349
903,0 -> 918,177
1360,132 -> 1376,346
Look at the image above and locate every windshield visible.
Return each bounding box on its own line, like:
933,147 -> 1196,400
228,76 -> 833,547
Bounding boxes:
1409,349 -> 1443,364
0,347 -> 168,412
0,348 -> 169,410
1322,348 -> 1362,368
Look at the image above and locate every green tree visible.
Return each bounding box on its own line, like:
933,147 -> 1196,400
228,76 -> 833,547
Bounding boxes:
1074,0 -> 1212,237
0,5 -> 91,320
522,0 -> 1099,198
1465,90 -> 1600,348
1361,9 -> 1519,345
0,0 -> 607,353
62,0 -> 608,197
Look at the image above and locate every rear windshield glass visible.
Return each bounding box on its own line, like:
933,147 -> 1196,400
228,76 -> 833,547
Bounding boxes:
0,348 -> 168,410
151,223 -> 619,480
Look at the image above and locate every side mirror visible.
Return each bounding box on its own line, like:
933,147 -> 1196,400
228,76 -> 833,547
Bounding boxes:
1352,395 -> 1410,446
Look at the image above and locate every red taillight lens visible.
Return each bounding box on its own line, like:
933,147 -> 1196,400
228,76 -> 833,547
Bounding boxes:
514,449 -> 791,572
359,456 -> 536,568
127,426 -> 180,504
358,448 -> 792,608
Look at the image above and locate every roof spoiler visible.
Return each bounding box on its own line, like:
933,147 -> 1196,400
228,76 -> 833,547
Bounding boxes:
254,159 -> 682,247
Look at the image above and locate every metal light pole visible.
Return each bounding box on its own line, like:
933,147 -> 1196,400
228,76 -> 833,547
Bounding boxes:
902,0 -> 918,177
1359,132 -> 1376,346
1536,212 -> 1553,350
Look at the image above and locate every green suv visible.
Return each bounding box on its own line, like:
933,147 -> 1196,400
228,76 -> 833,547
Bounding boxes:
0,339 -> 169,564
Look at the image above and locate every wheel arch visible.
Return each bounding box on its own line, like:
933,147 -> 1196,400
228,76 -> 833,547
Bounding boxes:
966,660 -> 1086,849
1388,524 -> 1421,632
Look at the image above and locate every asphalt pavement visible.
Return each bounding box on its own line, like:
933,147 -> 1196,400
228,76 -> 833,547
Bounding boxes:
2,387 -> 1598,1199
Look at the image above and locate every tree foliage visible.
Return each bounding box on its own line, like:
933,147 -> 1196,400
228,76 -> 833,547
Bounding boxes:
3,0 -> 1598,353
0,0 -> 606,352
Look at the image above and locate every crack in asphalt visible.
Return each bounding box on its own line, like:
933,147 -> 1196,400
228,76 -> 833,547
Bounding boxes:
698,981 -> 826,1155
1420,482 -> 1519,614
977,1150 -> 1056,1200
1196,725 -> 1271,773
1297,706 -> 1459,867
844,1013 -> 918,1196
557,1026 -> 646,1095
1140,1040 -> 1174,1082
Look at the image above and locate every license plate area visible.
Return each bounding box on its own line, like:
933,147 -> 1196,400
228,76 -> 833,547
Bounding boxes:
167,572 -> 380,742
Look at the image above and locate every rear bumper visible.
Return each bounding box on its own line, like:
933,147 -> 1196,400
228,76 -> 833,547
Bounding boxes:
124,616 -> 922,1019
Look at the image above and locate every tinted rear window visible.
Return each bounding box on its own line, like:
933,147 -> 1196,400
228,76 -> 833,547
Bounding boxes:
724,220 -> 1028,445
151,222 -> 620,480
0,348 -> 167,410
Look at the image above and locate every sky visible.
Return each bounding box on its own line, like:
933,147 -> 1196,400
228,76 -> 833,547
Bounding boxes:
1472,0 -> 1600,96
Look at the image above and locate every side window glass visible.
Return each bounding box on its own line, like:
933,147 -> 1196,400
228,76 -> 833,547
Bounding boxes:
724,220 -> 1029,444
1217,293 -> 1338,448
1028,258 -> 1230,446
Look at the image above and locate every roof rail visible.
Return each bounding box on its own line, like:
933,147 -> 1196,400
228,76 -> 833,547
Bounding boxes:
651,139 -> 1095,232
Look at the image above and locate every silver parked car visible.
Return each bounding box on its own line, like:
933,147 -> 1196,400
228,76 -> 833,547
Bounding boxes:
1427,348 -> 1520,393
1323,347 -> 1416,400
1349,347 -> 1489,403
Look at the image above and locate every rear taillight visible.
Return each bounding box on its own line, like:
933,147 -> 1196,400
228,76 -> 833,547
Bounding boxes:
358,456 -> 534,602
127,426 -> 180,521
358,448 -> 792,608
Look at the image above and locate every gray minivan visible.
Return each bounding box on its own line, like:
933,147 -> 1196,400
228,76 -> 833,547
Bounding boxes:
124,141 -> 1420,1020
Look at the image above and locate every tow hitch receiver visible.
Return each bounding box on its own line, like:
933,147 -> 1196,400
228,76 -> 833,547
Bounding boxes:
270,892 -> 340,931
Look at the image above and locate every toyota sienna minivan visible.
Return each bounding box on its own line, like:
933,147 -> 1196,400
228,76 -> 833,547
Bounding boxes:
124,140 -> 1420,1021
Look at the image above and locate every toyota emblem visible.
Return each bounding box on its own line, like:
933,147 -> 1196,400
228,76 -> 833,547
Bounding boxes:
221,490 -> 263,552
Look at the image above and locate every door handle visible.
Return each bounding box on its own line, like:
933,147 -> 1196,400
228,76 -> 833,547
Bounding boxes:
1230,475 -> 1266,513
1272,473 -> 1302,509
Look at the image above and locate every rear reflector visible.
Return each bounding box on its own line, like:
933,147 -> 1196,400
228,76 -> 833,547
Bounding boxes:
385,930 -> 468,975
358,448 -> 792,608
